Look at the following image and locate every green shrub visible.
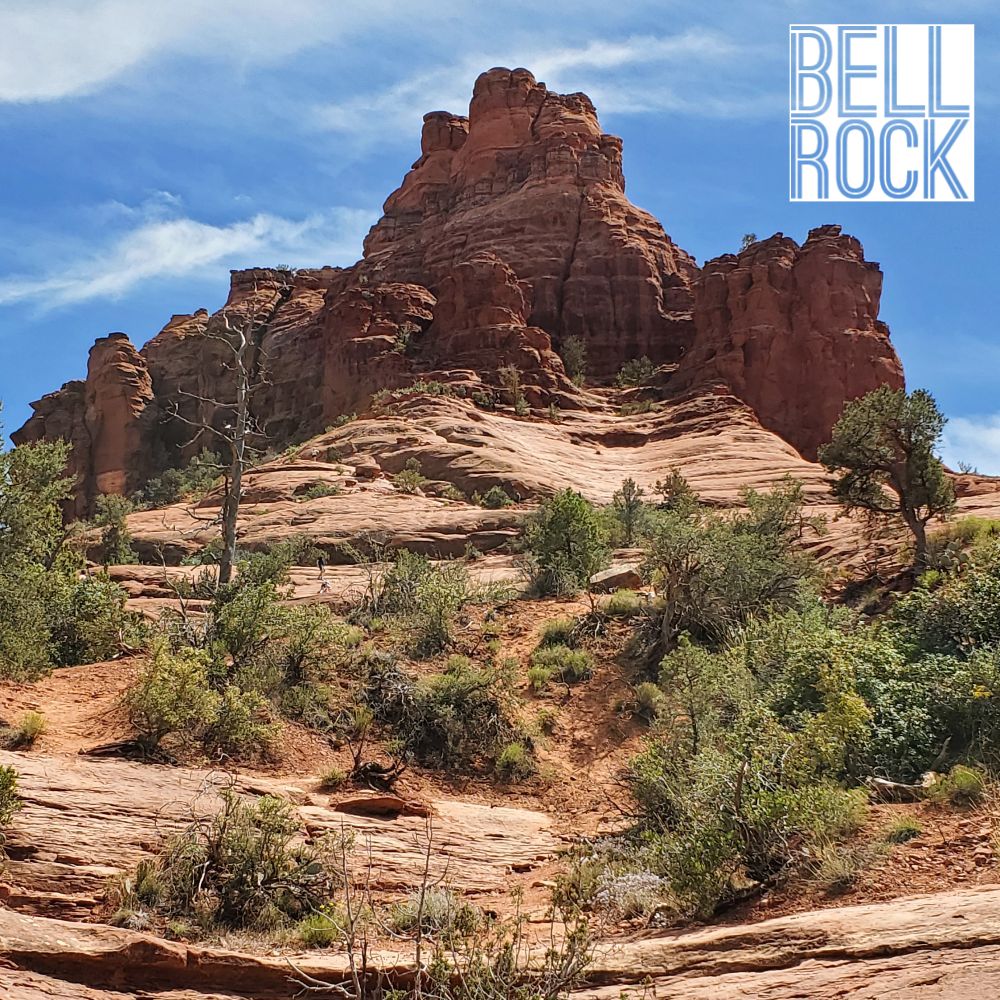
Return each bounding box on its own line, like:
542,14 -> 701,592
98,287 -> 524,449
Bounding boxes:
807,841 -> 886,893
318,767 -> 348,792
536,707 -> 559,735
527,664 -> 554,692
296,907 -> 346,948
0,765 -> 22,839
389,887 -> 480,939
615,357 -> 656,387
50,574 -> 147,666
137,450 -> 222,506
884,816 -> 923,844
123,643 -> 219,752
352,550 -> 503,657
522,490 -> 609,596
204,686 -> 278,760
611,478 -> 648,546
538,616 -> 577,647
560,335 -> 588,385
475,485 -> 514,509
300,482 -> 341,501
0,711 -> 46,750
529,644 -> 593,684
393,458 -> 428,495
634,682 -> 666,721
120,791 -> 340,931
641,479 -> 815,653
363,657 -> 522,770
931,765 -> 987,807
495,742 -> 535,780
619,400 -> 655,416
605,589 -> 642,618
94,494 -> 137,565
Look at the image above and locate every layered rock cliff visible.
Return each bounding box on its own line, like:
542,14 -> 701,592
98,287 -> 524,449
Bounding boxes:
676,225 -> 903,458
13,67 -> 903,511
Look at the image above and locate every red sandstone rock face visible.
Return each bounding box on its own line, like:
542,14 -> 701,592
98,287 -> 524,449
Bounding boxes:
676,225 -> 905,458
364,68 -> 698,372
13,70 -> 906,513
13,334 -> 159,517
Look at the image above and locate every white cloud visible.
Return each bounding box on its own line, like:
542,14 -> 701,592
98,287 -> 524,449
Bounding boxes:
942,415 -> 1000,476
0,205 -> 376,309
0,0 -> 447,102
311,30 -> 763,138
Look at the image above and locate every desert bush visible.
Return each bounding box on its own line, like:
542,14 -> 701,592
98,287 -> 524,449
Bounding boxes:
124,643 -> 220,752
806,841 -> 886,893
536,707 -> 559,735
49,573 -> 147,666
930,765 -> 988,807
538,616 -> 577,648
318,766 -> 348,792
115,791 -> 340,931
393,458 -> 428,495
605,589 -> 642,618
560,335 -> 588,385
389,887 -> 481,939
296,906 -> 347,948
522,490 -> 609,596
640,479 -> 815,655
619,400 -> 656,416
529,645 -> 593,684
634,681 -> 666,721
615,357 -> 656,387
204,686 -> 278,760
527,664 -> 554,692
884,816 -> 922,844
611,478 -> 648,546
0,765 -> 22,842
475,485 -> 514,509
300,482 -> 341,501
498,366 -> 529,415
0,710 -> 46,750
362,657 -> 523,770
137,450 -> 222,507
94,494 -> 137,565
352,549 -> 507,657
495,742 -> 535,780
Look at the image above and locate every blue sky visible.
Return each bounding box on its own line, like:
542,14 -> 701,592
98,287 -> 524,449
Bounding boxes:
0,0 -> 997,470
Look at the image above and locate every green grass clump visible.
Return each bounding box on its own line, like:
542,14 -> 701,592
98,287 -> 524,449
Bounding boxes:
495,742 -> 536,781
884,816 -> 923,844
538,617 -> 577,648
529,645 -> 593,684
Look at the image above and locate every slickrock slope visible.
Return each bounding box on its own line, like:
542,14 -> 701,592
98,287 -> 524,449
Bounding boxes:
0,750 -> 557,922
13,67 -> 910,517
4,881 -> 1000,998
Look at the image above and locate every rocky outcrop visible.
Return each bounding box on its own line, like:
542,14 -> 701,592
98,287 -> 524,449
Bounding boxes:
15,71 -> 907,513
677,226 -> 905,458
13,333 -> 160,518
363,67 -> 698,372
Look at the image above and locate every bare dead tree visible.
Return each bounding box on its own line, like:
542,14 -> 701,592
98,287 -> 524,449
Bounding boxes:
168,276 -> 290,585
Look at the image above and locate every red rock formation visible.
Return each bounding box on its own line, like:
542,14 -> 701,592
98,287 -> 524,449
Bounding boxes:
14,71 -> 906,514
676,226 -> 905,458
363,68 -> 698,371
13,334 -> 159,517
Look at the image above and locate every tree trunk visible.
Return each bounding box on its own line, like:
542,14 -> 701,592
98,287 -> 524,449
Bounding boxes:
217,330 -> 250,586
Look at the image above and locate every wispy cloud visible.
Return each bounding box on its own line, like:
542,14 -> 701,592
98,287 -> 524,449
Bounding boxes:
311,30 -> 767,138
0,0 -> 449,103
942,415 -> 1000,476
0,205 -> 376,309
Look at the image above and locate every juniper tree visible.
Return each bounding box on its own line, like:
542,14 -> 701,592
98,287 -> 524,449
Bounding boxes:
818,387 -> 955,567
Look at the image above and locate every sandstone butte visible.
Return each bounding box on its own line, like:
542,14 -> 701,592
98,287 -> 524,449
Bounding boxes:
12,66 -> 906,522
